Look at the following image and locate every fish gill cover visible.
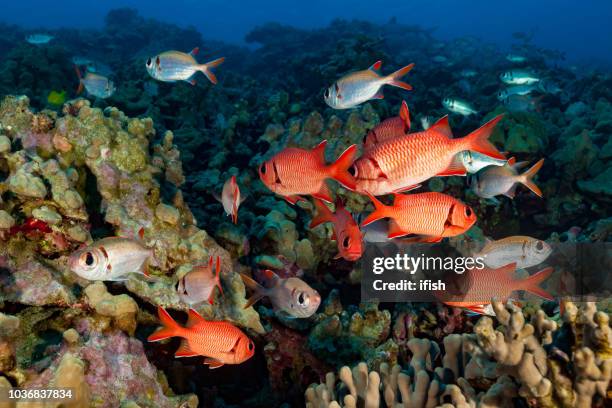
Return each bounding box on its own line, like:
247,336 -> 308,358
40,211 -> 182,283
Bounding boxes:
0,4 -> 611,408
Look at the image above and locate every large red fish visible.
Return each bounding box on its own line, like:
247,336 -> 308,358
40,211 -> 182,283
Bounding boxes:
148,307 -> 254,369
258,140 -> 357,204
440,263 -> 554,315
310,198 -> 363,261
352,114 -> 505,195
363,100 -> 411,151
361,191 -> 476,242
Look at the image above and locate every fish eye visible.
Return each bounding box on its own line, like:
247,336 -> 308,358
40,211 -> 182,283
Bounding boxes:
146,58 -> 152,67
297,292 -> 310,307
84,252 -> 94,266
342,236 -> 350,248
465,207 -> 472,217
247,341 -> 254,351
259,163 -> 266,174
324,88 -> 329,98
348,165 -> 357,177
536,241 -> 544,251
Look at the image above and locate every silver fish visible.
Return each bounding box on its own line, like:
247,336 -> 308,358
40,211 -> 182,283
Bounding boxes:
457,151 -> 507,173
442,97 -> 477,116
240,270 -> 321,318
26,34 -> 54,45
177,256 -> 223,306
499,70 -> 540,85
146,47 -> 225,85
501,94 -> 541,113
475,236 -> 552,269
506,54 -> 527,63
497,84 -> 539,100
471,158 -> 544,199
76,66 -> 115,99
324,60 -> 414,109
355,213 -> 389,243
68,231 -> 152,281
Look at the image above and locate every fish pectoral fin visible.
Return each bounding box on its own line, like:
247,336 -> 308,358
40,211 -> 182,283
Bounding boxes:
175,340 -> 199,358
204,358 -> 225,369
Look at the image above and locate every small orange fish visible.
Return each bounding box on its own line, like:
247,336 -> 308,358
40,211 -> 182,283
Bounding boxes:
258,140 -> 357,204
214,176 -> 244,224
363,100 -> 411,151
310,198 -> 363,261
441,263 -> 554,315
352,114 -> 505,196
362,191 -> 476,242
148,307 -> 254,369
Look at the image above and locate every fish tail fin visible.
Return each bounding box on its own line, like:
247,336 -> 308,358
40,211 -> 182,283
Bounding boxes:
361,192 -> 390,226
463,114 -> 506,160
518,159 -> 544,198
521,267 -> 554,300
309,198 -> 335,228
240,273 -> 265,309
327,144 -> 358,191
74,65 -> 84,94
147,307 -> 184,342
385,63 -> 415,91
199,57 -> 225,85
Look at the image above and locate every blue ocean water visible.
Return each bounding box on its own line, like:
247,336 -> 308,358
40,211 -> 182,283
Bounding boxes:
2,0 -> 612,66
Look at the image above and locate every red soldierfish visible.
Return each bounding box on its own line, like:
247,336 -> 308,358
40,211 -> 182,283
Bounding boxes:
324,61 -> 415,109
148,307 -> 255,369
177,256 -> 224,306
352,114 -> 505,196
363,100 -> 411,152
145,47 -> 225,85
362,191 -> 477,242
215,176 -> 244,224
441,263 -> 554,315
310,198 -> 363,261
471,157 -> 544,199
258,140 -> 357,204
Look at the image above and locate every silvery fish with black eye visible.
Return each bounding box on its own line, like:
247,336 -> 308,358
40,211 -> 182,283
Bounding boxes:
476,236 -> 552,269
68,231 -> 153,281
146,47 -> 225,85
457,151 -> 507,173
240,270 -> 321,318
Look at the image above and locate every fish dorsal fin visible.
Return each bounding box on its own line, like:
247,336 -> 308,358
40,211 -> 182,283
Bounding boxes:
263,269 -> 281,285
399,100 -> 411,132
187,308 -> 206,328
312,140 -> 328,164
189,47 -> 199,57
429,116 -> 453,138
369,60 -> 383,73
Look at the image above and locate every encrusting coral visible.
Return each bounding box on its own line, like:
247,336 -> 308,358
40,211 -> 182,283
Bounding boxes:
305,299 -> 612,408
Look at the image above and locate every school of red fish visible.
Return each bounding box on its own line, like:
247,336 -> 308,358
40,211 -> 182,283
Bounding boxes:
66,58 -> 550,368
